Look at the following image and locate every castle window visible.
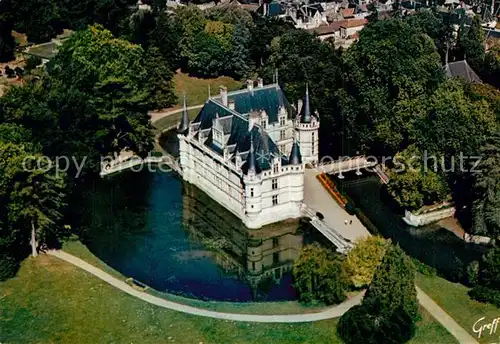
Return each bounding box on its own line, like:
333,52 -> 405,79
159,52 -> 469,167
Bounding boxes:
273,237 -> 279,248
272,178 -> 278,190
260,119 -> 266,129
280,116 -> 286,126
273,164 -> 279,174
252,262 -> 256,271
272,195 -> 278,206
280,130 -> 286,141
250,188 -> 254,197
312,132 -> 315,155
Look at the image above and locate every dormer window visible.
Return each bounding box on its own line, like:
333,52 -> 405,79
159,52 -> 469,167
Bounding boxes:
260,119 -> 267,129
280,116 -> 286,126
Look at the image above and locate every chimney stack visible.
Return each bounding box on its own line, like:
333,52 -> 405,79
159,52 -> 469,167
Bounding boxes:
257,78 -> 264,88
247,79 -> 254,92
220,86 -> 228,106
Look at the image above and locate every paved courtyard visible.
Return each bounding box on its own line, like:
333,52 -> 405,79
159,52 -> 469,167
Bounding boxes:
303,168 -> 371,243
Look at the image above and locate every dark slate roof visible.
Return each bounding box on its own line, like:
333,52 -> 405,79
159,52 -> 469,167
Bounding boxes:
212,85 -> 294,124
243,137 -> 262,174
192,99 -> 288,173
444,60 -> 482,83
256,1 -> 285,17
299,85 -> 311,123
289,139 -> 302,165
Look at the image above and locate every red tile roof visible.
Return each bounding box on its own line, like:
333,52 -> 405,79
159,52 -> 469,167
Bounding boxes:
308,20 -> 346,35
341,18 -> 367,28
343,8 -> 355,17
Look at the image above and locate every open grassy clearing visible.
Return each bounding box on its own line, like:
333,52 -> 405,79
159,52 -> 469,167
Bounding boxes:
416,273 -> 499,343
173,71 -> 243,107
0,255 -> 457,344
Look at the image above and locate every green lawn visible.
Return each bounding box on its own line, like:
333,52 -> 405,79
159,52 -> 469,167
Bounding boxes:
416,273 -> 499,344
0,255 -> 457,344
173,71 -> 243,107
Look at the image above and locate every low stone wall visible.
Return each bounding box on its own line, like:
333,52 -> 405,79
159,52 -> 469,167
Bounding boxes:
464,233 -> 493,245
403,206 -> 456,227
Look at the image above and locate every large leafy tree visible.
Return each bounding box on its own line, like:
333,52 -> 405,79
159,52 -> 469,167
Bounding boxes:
471,133 -> 500,237
457,15 -> 485,68
344,236 -> 390,288
339,19 -> 444,155
293,243 -> 347,305
387,145 -> 449,210
338,245 -> 418,344
12,0 -> 60,43
0,0 -> 15,62
414,80 -> 497,160
49,25 -> 154,157
0,142 -> 66,262
263,29 -> 342,155
144,46 -> 177,110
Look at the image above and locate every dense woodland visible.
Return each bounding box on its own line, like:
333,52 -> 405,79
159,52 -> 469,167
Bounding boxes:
0,0 -> 499,315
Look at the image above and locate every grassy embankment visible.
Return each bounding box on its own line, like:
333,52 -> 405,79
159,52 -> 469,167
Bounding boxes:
0,253 -> 458,344
152,72 -> 243,134
416,273 -> 499,344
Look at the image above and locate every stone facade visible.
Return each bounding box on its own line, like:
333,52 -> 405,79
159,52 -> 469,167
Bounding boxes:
178,80 -> 319,229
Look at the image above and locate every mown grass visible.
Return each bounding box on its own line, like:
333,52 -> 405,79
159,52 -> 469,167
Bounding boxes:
416,273 -> 500,344
173,71 -> 243,107
0,255 -> 457,344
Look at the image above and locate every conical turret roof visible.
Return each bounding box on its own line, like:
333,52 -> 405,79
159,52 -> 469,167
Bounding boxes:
289,138 -> 302,165
299,84 -> 311,123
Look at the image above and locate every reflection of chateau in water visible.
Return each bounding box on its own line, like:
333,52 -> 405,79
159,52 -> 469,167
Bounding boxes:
182,181 -> 304,297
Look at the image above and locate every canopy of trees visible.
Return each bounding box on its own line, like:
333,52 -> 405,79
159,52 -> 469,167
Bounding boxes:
338,245 -> 419,344
343,236 -> 390,288
292,244 -> 348,305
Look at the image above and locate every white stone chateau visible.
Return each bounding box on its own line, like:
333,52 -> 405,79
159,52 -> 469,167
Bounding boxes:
178,79 -> 319,229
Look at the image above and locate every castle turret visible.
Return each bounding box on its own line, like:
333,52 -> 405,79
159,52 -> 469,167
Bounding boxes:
289,138 -> 302,165
299,84 -> 311,124
295,84 -> 319,165
178,93 -> 189,134
243,135 -> 263,227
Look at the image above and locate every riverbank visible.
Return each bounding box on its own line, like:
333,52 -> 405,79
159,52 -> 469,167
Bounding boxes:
0,253 -> 458,344
62,240 -> 328,315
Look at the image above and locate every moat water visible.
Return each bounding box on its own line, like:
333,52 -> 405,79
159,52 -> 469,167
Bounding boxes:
335,172 -> 485,281
78,164 -> 486,302
79,169 -> 318,302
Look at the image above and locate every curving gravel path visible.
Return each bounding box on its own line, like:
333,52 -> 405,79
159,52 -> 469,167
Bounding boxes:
47,250 -> 364,323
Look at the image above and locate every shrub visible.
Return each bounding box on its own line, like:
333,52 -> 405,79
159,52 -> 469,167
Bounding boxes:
25,56 -> 43,71
344,236 -> 390,288
0,254 -> 19,281
4,66 -> 15,78
412,258 -> 437,277
469,286 -> 500,307
466,260 -> 479,286
14,67 -> 24,77
293,244 -> 348,305
338,302 -> 416,344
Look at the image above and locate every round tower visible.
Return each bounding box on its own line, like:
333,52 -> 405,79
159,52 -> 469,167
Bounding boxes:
295,84 -> 319,165
242,135 -> 263,228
